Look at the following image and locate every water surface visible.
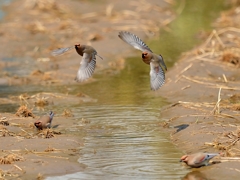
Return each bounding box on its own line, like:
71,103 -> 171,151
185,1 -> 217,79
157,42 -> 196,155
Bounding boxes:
0,0 -> 228,179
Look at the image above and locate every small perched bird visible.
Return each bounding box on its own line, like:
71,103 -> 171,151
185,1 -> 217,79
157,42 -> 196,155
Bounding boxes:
118,31 -> 167,91
180,152 -> 219,168
34,111 -> 54,130
51,44 -> 103,82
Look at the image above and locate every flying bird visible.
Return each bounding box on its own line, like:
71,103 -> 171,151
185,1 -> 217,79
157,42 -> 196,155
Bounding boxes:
34,111 -> 54,130
51,44 -> 102,82
118,31 -> 167,91
180,152 -> 219,168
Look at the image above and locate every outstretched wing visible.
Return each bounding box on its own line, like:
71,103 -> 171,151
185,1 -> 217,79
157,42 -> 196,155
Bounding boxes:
76,52 -> 96,82
149,62 -> 165,91
51,46 -> 74,56
118,31 -> 152,52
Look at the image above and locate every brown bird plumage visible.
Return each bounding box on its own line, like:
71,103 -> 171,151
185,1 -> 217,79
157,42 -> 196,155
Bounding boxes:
180,152 -> 219,168
118,31 -> 167,91
34,111 -> 54,130
51,44 -> 102,82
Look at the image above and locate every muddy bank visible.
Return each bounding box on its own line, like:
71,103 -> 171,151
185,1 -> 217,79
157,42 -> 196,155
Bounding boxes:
159,2 -> 240,179
1,0 -> 239,179
0,0 -> 175,179
0,0 -> 173,86
0,113 -> 86,179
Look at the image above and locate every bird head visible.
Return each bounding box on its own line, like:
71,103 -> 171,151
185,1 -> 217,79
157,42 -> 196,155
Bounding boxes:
75,44 -> 81,49
34,121 -> 43,130
142,52 -> 149,59
180,155 -> 188,162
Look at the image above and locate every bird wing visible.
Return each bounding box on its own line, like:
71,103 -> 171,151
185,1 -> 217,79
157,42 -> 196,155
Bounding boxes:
118,31 -> 153,53
149,62 -> 165,91
76,52 -> 96,82
51,46 -> 74,56
193,154 -> 207,165
45,122 -> 51,128
193,153 -> 218,165
49,111 -> 54,124
158,54 -> 167,71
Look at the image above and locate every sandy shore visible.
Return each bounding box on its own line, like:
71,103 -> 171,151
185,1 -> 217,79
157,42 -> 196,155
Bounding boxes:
0,0 -> 174,179
0,0 -> 240,179
159,3 -> 240,179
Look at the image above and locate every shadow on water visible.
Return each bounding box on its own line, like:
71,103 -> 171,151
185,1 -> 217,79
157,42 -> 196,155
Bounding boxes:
0,0 -> 228,179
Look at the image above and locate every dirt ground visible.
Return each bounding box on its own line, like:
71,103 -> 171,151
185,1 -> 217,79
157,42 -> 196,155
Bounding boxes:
159,2 -> 240,179
0,0 -> 174,179
0,0 -> 240,179
0,0 -> 172,86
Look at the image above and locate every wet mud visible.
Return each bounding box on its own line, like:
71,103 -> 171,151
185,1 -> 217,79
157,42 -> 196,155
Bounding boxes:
0,0 -> 175,179
0,0 -> 240,179
159,2 -> 240,179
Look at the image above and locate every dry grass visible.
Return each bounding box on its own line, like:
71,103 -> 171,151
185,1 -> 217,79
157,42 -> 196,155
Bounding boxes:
0,169 -> 19,180
222,52 -> 240,65
81,118 -> 91,124
26,21 -> 46,34
24,0 -> 65,13
229,94 -> 240,103
0,120 -> 9,126
231,104 -> 240,111
185,28 -> 240,71
34,97 -> 49,107
31,70 -> 44,76
205,128 -> 240,157
37,129 -> 61,139
62,109 -> 73,117
161,89 -> 240,128
0,125 -> 15,137
36,173 -> 44,180
0,154 -> 24,164
15,105 -> 35,118
222,94 -> 240,111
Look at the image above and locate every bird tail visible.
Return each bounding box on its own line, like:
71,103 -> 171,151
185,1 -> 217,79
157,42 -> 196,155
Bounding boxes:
49,111 -> 54,121
96,54 -> 103,60
158,54 -> 167,71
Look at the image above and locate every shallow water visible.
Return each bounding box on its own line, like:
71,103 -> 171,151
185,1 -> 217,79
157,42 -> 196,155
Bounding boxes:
0,0 -> 228,179
48,105 -> 187,180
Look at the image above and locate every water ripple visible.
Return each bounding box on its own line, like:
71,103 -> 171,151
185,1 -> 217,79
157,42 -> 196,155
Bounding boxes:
47,105 -> 189,180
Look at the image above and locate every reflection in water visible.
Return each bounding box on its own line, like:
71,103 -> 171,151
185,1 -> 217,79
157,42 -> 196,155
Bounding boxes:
46,0 -> 227,178
72,57 -> 168,106
182,171 -> 209,180
47,105 -> 189,180
0,0 -> 228,179
46,56 -> 190,179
